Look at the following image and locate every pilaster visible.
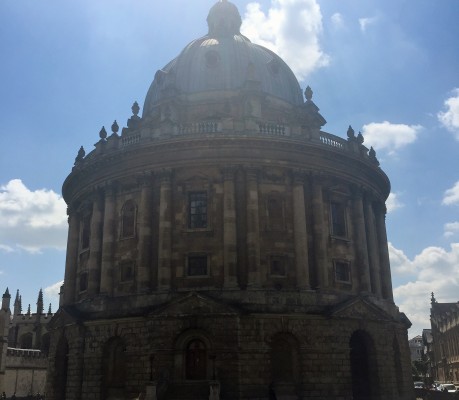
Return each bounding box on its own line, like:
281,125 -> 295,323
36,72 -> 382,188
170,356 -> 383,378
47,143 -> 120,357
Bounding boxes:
157,169 -> 173,290
246,167 -> 261,287
100,183 -> 117,296
138,172 -> 154,292
292,170 -> 310,289
222,166 -> 238,288
63,207 -> 80,304
351,186 -> 372,293
87,191 -> 104,296
311,176 -> 328,289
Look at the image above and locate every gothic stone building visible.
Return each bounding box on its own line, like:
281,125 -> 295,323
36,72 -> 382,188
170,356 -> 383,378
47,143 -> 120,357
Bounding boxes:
430,294 -> 459,384
45,1 -> 414,399
1,289 -> 53,396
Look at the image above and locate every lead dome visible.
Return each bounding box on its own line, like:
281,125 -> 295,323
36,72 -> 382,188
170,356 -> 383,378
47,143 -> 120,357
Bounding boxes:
143,0 -> 303,116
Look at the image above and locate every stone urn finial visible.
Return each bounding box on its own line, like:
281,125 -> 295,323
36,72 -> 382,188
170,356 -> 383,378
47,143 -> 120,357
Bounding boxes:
305,86 -> 313,101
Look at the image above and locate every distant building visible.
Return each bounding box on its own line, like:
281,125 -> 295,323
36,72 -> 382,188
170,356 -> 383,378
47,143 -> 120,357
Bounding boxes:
409,335 -> 423,362
0,288 -> 53,397
45,1 -> 414,399
430,293 -> 459,383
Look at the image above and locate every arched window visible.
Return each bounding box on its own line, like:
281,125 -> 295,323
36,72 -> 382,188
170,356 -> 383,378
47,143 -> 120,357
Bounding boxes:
121,200 -> 137,238
186,339 -> 207,380
54,336 -> 69,400
101,337 -> 127,400
19,332 -> 33,349
350,330 -> 379,400
41,333 -> 51,355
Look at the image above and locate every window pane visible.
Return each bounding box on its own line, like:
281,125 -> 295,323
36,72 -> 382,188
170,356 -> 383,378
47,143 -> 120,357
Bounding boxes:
270,256 -> 286,276
189,192 -> 207,229
121,201 -> 136,238
188,256 -> 207,276
331,202 -> 346,237
335,261 -> 350,282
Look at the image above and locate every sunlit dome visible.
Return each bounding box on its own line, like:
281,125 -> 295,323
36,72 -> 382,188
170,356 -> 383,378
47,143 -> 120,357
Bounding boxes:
143,0 -> 303,117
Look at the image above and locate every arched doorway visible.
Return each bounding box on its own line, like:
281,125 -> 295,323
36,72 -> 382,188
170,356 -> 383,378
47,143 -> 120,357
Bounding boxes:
350,330 -> 379,400
186,339 -> 207,380
270,333 -> 300,399
101,337 -> 127,400
54,336 -> 69,400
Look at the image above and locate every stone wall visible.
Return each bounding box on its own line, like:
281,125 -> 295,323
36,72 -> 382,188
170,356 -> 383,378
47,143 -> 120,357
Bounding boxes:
4,349 -> 47,397
46,298 -> 414,400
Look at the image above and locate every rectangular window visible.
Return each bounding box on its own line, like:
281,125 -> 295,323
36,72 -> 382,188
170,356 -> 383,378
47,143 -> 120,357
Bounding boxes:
81,214 -> 91,249
270,256 -> 286,276
79,272 -> 88,292
330,202 -> 346,237
187,255 -> 208,276
188,192 -> 208,229
120,262 -> 135,282
335,261 -> 351,283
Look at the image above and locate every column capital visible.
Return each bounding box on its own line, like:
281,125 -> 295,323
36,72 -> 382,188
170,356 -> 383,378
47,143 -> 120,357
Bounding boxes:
101,180 -> 119,196
245,166 -> 261,181
221,165 -> 238,181
136,171 -> 154,188
157,168 -> 173,183
291,168 -> 307,185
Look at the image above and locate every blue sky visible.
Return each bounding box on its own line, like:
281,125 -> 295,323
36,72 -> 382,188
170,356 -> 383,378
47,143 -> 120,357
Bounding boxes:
0,0 -> 458,336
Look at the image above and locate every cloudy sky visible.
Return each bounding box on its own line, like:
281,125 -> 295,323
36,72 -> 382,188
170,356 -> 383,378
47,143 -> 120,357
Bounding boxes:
0,0 -> 458,337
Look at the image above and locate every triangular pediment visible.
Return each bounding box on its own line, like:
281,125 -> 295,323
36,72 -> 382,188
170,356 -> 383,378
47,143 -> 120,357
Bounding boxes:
329,296 -> 394,322
47,306 -> 81,330
150,292 -> 240,317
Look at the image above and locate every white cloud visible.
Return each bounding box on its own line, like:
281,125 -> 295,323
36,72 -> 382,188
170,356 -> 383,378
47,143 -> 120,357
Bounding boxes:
359,16 -> 378,32
443,181 -> 459,206
438,88 -> 459,140
0,179 -> 67,253
44,280 -> 64,313
444,222 -> 459,238
44,280 -> 64,300
331,13 -> 344,30
361,121 -> 422,155
391,243 -> 459,335
242,0 -> 329,81
386,192 -> 403,213
0,244 -> 14,253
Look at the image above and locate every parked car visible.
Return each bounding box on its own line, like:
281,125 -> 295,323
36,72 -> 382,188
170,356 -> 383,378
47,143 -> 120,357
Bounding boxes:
439,383 -> 457,393
414,381 -> 425,389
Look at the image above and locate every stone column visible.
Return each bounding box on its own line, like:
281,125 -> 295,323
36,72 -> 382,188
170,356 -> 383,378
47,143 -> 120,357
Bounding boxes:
87,192 -> 104,295
223,167 -> 238,288
246,167 -> 261,287
138,174 -> 153,292
157,169 -> 172,290
99,184 -> 117,296
63,207 -> 80,304
311,176 -> 328,289
375,202 -> 394,301
352,187 -> 371,293
364,194 -> 382,297
292,171 -> 310,289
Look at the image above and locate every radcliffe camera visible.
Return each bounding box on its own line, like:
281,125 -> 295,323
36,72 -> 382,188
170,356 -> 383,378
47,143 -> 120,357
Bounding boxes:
1,1 -> 459,399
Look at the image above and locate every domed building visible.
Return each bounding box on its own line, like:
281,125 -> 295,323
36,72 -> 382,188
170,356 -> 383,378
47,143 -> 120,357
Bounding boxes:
46,1 -> 414,399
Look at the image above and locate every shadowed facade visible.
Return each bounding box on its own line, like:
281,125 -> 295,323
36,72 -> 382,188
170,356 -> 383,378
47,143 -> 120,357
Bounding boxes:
45,1 -> 414,399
